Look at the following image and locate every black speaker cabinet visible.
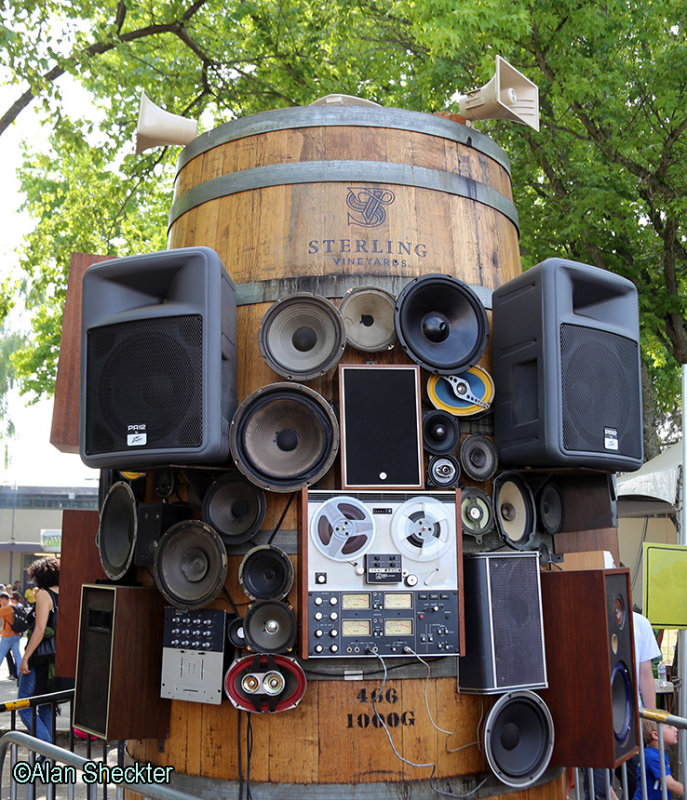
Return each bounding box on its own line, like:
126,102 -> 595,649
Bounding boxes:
74,585 -> 170,739
492,258 -> 643,471
80,247 -> 237,469
539,568 -> 639,768
339,364 -> 423,490
459,552 -> 547,693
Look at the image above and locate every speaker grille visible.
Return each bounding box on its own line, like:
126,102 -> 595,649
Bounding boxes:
85,315 -> 203,456
560,325 -> 641,458
490,556 -> 547,689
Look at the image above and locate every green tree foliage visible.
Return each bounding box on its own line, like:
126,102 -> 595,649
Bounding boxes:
1,0 -> 685,456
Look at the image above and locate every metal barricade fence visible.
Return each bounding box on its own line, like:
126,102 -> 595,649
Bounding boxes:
573,707 -> 687,800
0,690 -> 197,800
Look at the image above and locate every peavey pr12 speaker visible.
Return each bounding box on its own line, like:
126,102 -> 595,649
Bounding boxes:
80,247 -> 237,469
492,258 -> 643,471
339,364 -> 423,490
74,585 -> 170,739
459,552 -> 547,693
539,568 -> 639,768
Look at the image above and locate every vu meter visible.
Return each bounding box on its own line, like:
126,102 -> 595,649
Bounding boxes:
299,490 -> 464,658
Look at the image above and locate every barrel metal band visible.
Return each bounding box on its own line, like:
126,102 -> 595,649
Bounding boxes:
176,105 -> 511,173
169,160 -> 519,232
234,274 -> 494,310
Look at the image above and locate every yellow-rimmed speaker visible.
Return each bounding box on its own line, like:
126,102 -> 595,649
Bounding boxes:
135,92 -> 198,154
258,293 -> 346,380
339,286 -> 397,352
427,367 -> 494,417
458,56 -> 539,132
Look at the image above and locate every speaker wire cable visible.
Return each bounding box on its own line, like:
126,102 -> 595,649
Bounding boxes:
267,492 -> 296,545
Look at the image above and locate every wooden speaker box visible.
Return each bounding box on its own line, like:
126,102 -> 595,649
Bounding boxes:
539,568 -> 639,768
74,585 -> 170,740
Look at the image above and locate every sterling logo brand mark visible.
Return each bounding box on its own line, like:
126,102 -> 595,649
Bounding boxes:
346,188 -> 395,228
127,424 -> 147,447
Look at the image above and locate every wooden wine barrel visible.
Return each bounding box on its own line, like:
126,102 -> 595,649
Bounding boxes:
128,105 -> 564,800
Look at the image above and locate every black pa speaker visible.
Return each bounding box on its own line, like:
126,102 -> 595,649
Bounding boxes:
459,552 -> 547,693
239,545 -> 294,601
540,569 -> 639,768
339,364 -> 423,490
395,274 -> 488,375
80,247 -> 237,469
339,286 -> 397,352
492,258 -> 643,471
483,691 -> 554,788
230,383 -> 339,493
224,654 -> 307,713
153,520 -> 228,610
202,472 -> 266,545
258,293 -> 346,380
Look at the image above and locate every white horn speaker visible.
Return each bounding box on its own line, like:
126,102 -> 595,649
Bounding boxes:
135,92 -> 199,154
458,56 -> 539,132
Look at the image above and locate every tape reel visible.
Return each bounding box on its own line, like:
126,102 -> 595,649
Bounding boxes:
310,495 -> 375,561
391,496 -> 453,561
460,488 -> 495,542
427,366 -> 495,417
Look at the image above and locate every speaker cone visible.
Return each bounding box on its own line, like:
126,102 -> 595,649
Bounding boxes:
224,654 -> 307,713
460,435 -> 498,481
339,286 -> 397,352
230,383 -> 339,492
243,601 -> 297,654
493,472 -> 537,549
239,545 -> 294,601
483,690 -> 554,788
422,410 -> 460,455
427,366 -> 495,416
153,520 -> 228,610
538,482 -> 564,535
227,617 -> 247,648
611,661 -> 632,744
258,293 -> 346,380
97,481 -> 137,581
395,274 -> 488,375
428,455 -> 461,488
202,473 -> 266,545
460,488 -> 494,542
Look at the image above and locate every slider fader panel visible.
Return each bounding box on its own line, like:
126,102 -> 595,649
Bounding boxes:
301,490 -> 464,658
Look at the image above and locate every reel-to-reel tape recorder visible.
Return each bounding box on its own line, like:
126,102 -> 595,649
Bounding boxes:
299,490 -> 464,658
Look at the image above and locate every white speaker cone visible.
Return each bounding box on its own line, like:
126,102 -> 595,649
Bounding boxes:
339,286 -> 397,352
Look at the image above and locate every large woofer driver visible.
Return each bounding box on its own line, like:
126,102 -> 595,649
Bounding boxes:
153,520 -> 227,610
395,274 -> 488,375
97,481 -> 137,581
230,383 -> 339,492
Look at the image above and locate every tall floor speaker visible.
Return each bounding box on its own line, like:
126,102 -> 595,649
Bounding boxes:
539,568 -> 639,768
80,247 -> 237,468
492,258 -> 643,471
459,552 -> 547,693
74,585 -> 170,739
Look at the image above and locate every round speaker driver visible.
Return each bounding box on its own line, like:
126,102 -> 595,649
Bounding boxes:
202,473 -> 266,545
538,482 -> 564,535
258,293 -> 346,380
243,601 -> 297,654
395,274 -> 488,375
427,367 -> 495,417
460,435 -> 498,481
428,455 -> 461,488
230,383 -> 339,493
422,409 -> 460,456
339,286 -> 397,352
484,690 -> 554,788
493,472 -> 537,550
460,488 -> 494,540
97,481 -> 138,582
239,545 -> 294,601
153,520 -> 228,610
